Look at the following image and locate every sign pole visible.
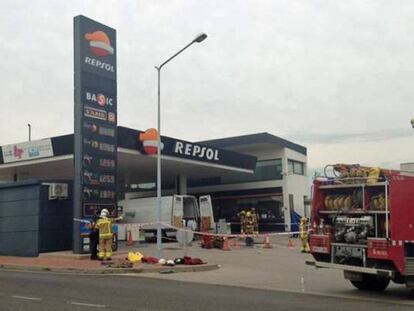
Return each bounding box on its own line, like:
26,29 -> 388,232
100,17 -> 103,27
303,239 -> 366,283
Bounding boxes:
73,15 -> 118,253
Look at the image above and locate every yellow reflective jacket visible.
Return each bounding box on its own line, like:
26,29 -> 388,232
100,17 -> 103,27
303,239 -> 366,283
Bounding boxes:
96,217 -> 113,239
299,220 -> 308,239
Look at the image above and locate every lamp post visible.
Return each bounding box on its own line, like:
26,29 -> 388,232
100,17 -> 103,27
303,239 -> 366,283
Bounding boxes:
155,33 -> 207,258
27,123 -> 31,141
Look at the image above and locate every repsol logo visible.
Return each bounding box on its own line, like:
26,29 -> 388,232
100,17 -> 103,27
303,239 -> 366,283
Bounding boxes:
84,56 -> 115,72
174,141 -> 219,161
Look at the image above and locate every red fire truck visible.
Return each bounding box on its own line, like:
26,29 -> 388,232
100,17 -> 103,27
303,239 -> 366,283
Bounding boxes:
307,164 -> 414,292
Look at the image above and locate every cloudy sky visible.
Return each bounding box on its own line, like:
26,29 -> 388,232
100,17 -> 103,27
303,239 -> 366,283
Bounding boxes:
1,0 -> 414,172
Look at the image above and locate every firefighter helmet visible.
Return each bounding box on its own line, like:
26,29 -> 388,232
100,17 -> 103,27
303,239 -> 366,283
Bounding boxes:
100,208 -> 109,217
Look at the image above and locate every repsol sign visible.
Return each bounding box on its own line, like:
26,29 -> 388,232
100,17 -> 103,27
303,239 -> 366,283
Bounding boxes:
84,56 -> 114,72
174,141 -> 219,161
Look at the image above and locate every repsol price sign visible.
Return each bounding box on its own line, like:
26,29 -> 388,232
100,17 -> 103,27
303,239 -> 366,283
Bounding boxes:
74,15 -> 117,253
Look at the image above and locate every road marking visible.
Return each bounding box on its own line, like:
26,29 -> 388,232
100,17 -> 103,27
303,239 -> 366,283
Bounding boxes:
12,295 -> 42,301
69,302 -> 106,308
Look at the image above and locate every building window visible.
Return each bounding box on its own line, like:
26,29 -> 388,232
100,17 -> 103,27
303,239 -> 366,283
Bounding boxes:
288,159 -> 305,175
220,158 -> 283,184
188,159 -> 283,187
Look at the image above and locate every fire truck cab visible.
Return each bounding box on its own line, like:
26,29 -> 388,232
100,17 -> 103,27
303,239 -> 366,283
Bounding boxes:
307,164 -> 414,292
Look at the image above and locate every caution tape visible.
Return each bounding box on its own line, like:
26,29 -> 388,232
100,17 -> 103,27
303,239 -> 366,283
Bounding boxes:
162,222 -> 310,238
227,221 -> 307,226
73,218 -> 91,224
139,221 -> 311,239
114,221 -> 312,239
119,221 -> 166,229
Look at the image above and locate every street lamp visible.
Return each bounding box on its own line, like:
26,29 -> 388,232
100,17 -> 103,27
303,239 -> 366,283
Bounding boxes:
155,33 -> 207,257
27,123 -> 31,141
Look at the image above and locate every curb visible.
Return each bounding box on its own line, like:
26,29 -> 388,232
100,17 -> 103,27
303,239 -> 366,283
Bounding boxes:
0,263 -> 220,275
39,250 -> 132,261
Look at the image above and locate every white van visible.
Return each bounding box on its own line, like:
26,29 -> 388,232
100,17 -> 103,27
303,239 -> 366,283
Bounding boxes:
119,195 -> 214,241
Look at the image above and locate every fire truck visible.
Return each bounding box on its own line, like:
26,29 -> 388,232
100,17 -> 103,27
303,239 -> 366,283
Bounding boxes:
307,164 -> 414,292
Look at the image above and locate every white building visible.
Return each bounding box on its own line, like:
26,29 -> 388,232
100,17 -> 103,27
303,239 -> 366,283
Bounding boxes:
188,133 -> 308,232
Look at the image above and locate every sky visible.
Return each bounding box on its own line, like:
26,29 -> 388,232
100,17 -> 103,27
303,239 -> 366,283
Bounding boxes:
1,0 -> 414,173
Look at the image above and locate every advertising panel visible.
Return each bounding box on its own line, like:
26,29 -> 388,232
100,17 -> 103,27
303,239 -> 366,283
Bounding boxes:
1,139 -> 54,163
74,15 -> 117,253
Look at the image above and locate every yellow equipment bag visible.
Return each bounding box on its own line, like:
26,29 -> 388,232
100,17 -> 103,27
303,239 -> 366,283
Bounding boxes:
127,251 -> 144,263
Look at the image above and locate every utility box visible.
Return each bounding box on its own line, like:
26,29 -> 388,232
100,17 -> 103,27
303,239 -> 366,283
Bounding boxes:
0,179 -> 73,257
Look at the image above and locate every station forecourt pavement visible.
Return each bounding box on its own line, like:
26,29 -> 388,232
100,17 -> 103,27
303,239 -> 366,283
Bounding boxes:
121,235 -> 414,306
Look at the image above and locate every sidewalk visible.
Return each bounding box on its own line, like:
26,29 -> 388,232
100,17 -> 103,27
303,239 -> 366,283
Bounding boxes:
0,234 -> 299,274
0,235 -> 306,275
0,242 -> 219,274
0,236 -> 299,274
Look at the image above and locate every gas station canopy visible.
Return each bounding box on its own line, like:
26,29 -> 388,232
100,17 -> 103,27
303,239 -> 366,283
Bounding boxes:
0,126 -> 257,188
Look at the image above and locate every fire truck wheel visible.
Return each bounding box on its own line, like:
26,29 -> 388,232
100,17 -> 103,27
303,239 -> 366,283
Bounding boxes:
350,274 -> 390,291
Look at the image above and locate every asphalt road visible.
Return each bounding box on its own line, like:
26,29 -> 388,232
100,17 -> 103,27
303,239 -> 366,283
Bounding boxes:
0,270 -> 413,311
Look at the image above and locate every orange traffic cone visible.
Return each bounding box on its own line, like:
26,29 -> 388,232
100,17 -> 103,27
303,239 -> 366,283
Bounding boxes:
263,234 -> 272,249
222,237 -> 231,251
127,229 -> 134,246
287,238 -> 294,248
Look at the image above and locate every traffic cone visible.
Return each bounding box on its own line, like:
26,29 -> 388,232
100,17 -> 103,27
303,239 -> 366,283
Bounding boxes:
263,234 -> 272,249
222,237 -> 231,251
127,229 -> 134,246
287,238 -> 294,248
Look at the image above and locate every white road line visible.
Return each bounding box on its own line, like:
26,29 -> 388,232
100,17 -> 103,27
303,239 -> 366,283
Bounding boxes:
12,295 -> 42,301
69,301 -> 106,308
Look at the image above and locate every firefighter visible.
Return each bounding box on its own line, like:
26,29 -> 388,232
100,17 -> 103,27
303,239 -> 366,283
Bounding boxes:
299,217 -> 310,253
239,208 -> 259,235
245,210 -> 254,234
95,208 -> 122,261
251,208 -> 259,234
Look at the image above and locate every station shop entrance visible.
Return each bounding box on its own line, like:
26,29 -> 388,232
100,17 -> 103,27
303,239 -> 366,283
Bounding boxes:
199,189 -> 285,233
